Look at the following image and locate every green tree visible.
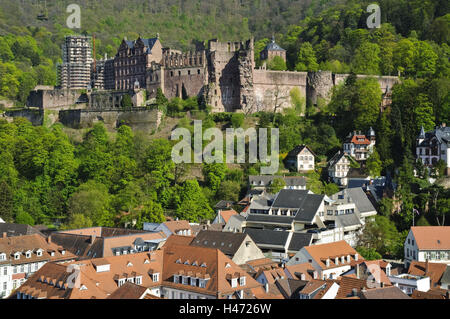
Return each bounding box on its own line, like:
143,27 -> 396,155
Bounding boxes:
215,180 -> 241,202
231,113 -> 244,128
295,42 -> 319,71
121,94 -> 133,108
175,180 -> 214,222
268,178 -> 286,194
366,148 -> 382,177
0,181 -> 14,222
351,42 -> 381,75
267,56 -> 287,71
15,210 -> 35,226
356,246 -> 382,261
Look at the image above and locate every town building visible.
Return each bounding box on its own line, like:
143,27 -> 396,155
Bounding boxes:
328,151 -> 353,186
298,279 -> 340,299
49,227 -> 167,260
416,124 -> 450,175
212,208 -> 239,225
189,230 -> 266,265
286,241 -> 362,280
248,175 -> 307,191
404,226 -> 450,267
284,145 -> 316,172
58,35 -> 93,89
144,220 -> 193,237
260,37 -> 286,64
388,273 -> 431,295
13,244 -> 264,300
407,261 -> 449,290
0,234 -> 76,298
343,129 -> 376,161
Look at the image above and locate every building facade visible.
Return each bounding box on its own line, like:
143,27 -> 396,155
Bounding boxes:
416,124 -> 450,175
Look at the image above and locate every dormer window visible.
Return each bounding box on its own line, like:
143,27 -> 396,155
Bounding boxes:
347,255 -> 351,263
182,276 -> 189,285
190,277 -> 197,286
26,251 -> 31,258
136,276 -> 142,285
335,257 -> 339,265
239,277 -> 246,286
199,279 -> 206,288
341,256 -> 345,264
325,259 -> 330,267
14,252 -> 21,260
231,278 -> 238,288
152,273 -> 159,282
201,263 -> 207,268
174,275 -> 179,284
0,253 -> 6,261
118,279 -> 126,287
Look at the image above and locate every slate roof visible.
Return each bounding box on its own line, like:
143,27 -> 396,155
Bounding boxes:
244,229 -> 290,247
286,145 -> 316,158
272,189 -> 310,208
214,200 -> 235,210
294,194 -> 325,223
417,125 -> 450,147
125,37 -> 158,52
264,40 -> 286,52
441,266 -> 450,284
287,233 -> 313,252
190,231 -> 248,256
275,278 -> 309,299
248,176 -> 306,188
345,188 -> 377,214
246,214 -> 294,225
335,214 -> 362,228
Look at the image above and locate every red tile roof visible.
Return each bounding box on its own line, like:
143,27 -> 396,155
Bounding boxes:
411,227 -> 450,250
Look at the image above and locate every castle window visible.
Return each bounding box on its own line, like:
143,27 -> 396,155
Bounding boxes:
197,69 -> 200,75
188,70 -> 191,75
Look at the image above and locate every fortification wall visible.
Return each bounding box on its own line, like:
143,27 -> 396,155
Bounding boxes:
59,108 -> 162,132
2,109 -> 44,126
253,70 -> 308,112
163,67 -> 207,99
27,88 -> 87,110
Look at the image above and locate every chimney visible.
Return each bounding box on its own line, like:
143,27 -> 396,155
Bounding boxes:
356,263 -> 360,279
2,232 -> 7,239
425,260 -> 429,275
90,235 -> 96,244
47,236 -> 51,244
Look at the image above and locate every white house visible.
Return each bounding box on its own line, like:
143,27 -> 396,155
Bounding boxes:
404,226 -> 450,268
388,274 -> 430,295
144,220 -> 193,237
286,241 -> 362,280
343,129 -> 376,161
416,124 -> 450,175
284,145 -> 316,172
328,151 -> 352,186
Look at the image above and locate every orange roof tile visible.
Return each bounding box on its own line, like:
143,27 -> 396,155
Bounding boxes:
411,227 -> 450,250
219,210 -> 239,224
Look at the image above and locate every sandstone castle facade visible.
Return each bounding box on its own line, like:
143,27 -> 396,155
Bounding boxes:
30,35 -> 399,115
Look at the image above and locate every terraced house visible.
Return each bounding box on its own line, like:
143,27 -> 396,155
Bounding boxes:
12,244 -> 263,299
0,234 -> 76,298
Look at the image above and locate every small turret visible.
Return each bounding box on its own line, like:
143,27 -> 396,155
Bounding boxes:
417,126 -> 426,145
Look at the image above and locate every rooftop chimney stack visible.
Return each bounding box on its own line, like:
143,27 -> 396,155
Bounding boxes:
2,232 -> 7,239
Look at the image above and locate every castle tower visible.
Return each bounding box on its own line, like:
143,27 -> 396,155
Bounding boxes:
58,35 -> 93,89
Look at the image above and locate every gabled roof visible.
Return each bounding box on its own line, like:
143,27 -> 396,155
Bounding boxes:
304,241 -> 361,270
284,263 -> 315,281
106,282 -> 150,299
287,233 -> 313,252
417,125 -> 450,147
335,275 -> 369,299
410,226 -> 450,250
163,221 -> 193,234
328,151 -> 349,168
272,189 -> 310,208
275,278 -> 308,299
244,228 -> 290,247
124,37 -> 158,52
214,200 -> 235,210
360,286 -> 411,299
286,145 -> 316,158
190,231 -> 248,256
218,210 -> 239,224
407,261 -> 448,287
0,234 -> 76,266
264,39 -> 286,52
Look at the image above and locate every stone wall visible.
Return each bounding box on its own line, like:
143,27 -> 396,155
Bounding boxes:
1,109 -> 44,126
27,88 -> 87,110
59,108 -> 162,132
253,70 -> 308,112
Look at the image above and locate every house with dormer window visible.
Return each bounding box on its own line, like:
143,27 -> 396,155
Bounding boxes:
0,234 -> 76,299
286,241 -> 363,280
